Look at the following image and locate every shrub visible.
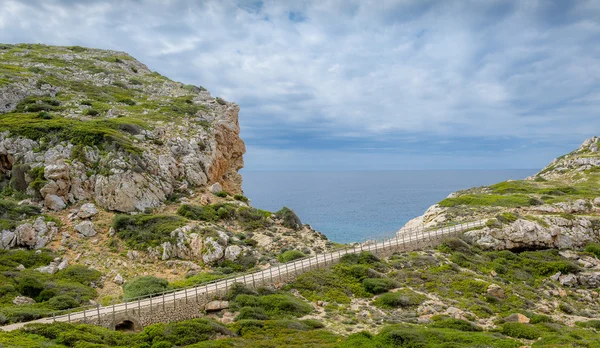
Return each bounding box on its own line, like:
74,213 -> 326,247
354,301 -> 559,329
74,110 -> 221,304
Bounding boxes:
123,276 -> 169,300
233,294 -> 312,317
362,278 -> 397,294
84,109 -> 99,116
48,295 -> 79,310
275,207 -> 302,230
430,316 -> 482,331
56,265 -> 102,286
113,214 -> 187,249
235,307 -> 270,321
278,250 -> 306,263
215,190 -> 228,197
177,204 -> 219,221
234,194 -> 249,202
141,318 -> 231,346
584,243 -> 600,258
17,276 -> 45,298
576,320 -> 600,329
530,314 -> 553,324
500,322 -> 540,340
373,289 -> 425,309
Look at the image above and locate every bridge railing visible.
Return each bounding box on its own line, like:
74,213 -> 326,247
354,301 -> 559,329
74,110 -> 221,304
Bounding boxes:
39,220 -> 485,326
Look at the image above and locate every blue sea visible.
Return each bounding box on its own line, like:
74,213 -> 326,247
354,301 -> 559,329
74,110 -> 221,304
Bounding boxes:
241,170 -> 537,243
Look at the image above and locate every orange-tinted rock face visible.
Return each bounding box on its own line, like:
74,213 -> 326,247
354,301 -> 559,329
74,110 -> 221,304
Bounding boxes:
208,104 -> 246,194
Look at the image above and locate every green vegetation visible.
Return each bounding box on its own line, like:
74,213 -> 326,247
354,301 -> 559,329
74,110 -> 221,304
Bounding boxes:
0,112 -> 147,154
584,243 -> 600,258
277,250 -> 306,263
232,294 -> 312,318
112,214 -> 187,249
177,203 -> 272,230
372,289 -> 426,309
0,250 -> 101,324
234,194 -> 249,202
276,206 -> 302,230
122,276 -> 169,300
439,194 -> 534,208
0,199 -> 41,230
215,190 -> 229,197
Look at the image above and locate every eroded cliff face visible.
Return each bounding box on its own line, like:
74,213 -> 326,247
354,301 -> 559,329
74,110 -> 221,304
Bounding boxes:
399,137 -> 600,251
0,43 -> 245,212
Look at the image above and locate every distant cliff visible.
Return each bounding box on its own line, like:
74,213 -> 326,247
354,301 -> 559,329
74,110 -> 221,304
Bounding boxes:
400,137 -> 600,250
0,43 -> 245,212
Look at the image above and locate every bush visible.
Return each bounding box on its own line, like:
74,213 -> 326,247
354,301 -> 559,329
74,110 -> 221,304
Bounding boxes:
141,318 -> 231,346
112,214 -> 187,249
373,289 -> 425,309
48,295 -> 79,310
277,250 -> 306,263
500,322 -> 540,340
275,207 -> 302,230
430,316 -> 482,331
215,191 -> 228,197
362,278 -> 397,294
576,320 -> 600,329
235,307 -> 270,321
584,243 -> 600,258
234,194 -> 249,202
17,276 -> 44,298
530,314 -> 553,324
123,276 -> 169,300
233,294 -> 312,317
56,265 -> 102,286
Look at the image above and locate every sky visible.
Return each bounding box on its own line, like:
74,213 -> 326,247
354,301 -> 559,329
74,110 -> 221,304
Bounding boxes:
1,0 -> 599,171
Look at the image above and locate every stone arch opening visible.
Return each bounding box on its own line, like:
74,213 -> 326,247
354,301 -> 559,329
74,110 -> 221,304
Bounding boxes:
115,320 -> 136,332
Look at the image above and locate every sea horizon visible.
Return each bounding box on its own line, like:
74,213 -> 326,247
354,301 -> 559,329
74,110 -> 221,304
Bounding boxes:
242,169 -> 538,243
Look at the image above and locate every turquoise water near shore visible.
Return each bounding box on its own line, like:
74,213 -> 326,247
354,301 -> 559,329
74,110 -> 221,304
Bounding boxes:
242,170 -> 537,243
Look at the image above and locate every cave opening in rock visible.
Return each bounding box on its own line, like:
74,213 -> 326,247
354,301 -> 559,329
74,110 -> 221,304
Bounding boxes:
114,320 -> 136,332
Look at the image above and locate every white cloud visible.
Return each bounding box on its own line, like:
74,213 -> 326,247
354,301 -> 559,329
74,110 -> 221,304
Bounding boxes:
0,0 -> 598,169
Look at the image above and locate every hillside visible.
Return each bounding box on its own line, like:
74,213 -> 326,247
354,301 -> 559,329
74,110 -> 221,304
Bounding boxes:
1,44 -> 600,347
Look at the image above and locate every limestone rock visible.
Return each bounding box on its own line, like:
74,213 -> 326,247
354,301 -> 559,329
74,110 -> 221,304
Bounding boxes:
559,274 -> 578,287
113,273 -> 124,285
224,245 -> 242,261
57,257 -> 69,271
504,313 -> 530,323
205,300 -> 229,311
35,263 -> 58,274
77,203 -> 99,219
486,284 -> 505,299
74,220 -> 96,237
12,296 -> 36,306
15,264 -> 25,271
45,194 -> 66,211
209,182 -> 223,194
202,237 -> 225,264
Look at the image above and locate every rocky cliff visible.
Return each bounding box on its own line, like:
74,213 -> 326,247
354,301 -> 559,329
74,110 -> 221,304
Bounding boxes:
0,43 -> 245,213
399,137 -> 600,251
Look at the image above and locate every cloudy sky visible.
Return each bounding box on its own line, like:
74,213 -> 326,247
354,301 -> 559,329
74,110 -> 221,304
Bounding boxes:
1,0 -> 599,171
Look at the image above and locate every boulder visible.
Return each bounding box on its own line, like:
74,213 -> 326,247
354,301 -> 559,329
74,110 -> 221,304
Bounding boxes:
77,203 -> 99,219
224,245 -> 242,261
57,258 -> 69,271
15,264 -> 25,271
209,182 -> 223,194
14,223 -> 37,248
74,221 -> 96,237
202,237 -> 225,264
205,300 -> 229,311
559,274 -> 578,287
486,284 -> 505,299
0,230 -> 16,249
504,313 -> 530,323
45,194 -> 66,211
594,197 -> 600,207
113,273 -> 124,285
12,296 -> 36,306
35,263 -> 58,274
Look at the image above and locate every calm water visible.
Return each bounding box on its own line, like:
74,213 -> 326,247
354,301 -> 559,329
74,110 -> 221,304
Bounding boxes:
241,170 -> 536,243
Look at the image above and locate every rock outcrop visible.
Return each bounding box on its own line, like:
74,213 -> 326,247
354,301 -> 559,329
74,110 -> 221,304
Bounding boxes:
0,44 -> 245,213
399,136 -> 600,251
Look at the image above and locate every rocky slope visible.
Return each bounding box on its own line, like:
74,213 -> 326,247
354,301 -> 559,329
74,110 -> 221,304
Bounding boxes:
400,136 -> 600,251
0,43 -> 245,213
0,44 -> 331,305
